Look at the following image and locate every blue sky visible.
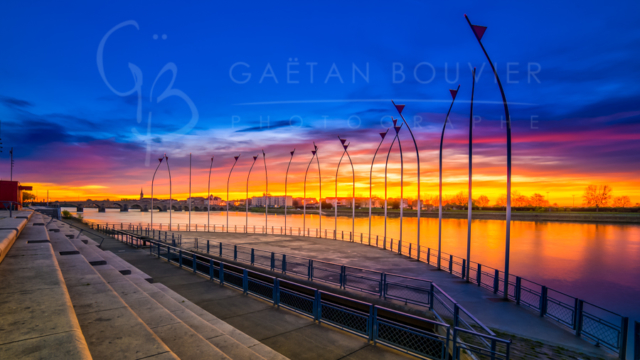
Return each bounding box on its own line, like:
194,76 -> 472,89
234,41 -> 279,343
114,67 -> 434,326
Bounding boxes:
1,1 -> 639,203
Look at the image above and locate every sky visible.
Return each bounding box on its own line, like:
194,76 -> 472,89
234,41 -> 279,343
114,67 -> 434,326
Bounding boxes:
1,1 -> 639,205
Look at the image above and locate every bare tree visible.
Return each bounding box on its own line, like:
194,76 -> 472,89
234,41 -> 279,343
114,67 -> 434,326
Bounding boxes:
475,195 -> 490,208
612,195 -> 631,208
582,185 -> 612,209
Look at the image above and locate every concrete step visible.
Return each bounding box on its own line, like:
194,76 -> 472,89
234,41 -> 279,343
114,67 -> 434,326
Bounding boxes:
154,283 -> 289,360
92,264 -> 232,360
100,250 -> 152,280
70,238 -> 107,266
0,213 -> 92,359
46,228 -> 177,360
126,275 -> 270,360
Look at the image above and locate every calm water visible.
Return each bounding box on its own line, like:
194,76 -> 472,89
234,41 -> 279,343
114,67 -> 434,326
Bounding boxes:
67,207 -> 640,319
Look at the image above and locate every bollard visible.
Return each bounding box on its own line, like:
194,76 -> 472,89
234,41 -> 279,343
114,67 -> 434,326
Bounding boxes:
207,240 -> 210,254
376,235 -> 378,247
540,286 -> 548,317
390,239 -> 393,252
234,245 -> 237,261
342,231 -> 344,240
449,255 -> 453,273
477,264 -> 482,286
219,242 -> 222,257
493,269 -> 500,294
195,238 -> 198,251
409,243 -> 412,258
398,239 -> 402,254
462,259 -> 466,279
515,276 -> 521,304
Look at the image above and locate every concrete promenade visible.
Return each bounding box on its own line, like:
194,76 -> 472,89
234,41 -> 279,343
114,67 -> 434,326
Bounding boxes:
170,230 -> 612,358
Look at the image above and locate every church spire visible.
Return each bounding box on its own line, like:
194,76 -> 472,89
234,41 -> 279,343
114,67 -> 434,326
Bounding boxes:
140,187 -> 144,200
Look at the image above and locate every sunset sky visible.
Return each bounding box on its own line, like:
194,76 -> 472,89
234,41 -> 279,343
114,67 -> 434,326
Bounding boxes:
1,1 -> 639,205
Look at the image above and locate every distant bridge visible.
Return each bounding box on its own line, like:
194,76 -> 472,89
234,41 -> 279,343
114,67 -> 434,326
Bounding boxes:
54,199 -> 225,213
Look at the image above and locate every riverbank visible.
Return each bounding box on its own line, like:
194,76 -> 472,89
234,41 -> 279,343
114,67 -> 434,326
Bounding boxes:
246,208 -> 640,224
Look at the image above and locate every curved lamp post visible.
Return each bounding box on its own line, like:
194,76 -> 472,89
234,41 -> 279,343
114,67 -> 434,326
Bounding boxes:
395,121 -> 404,246
438,85 -> 461,270
392,101 -> 421,258
339,137 -> 356,241
164,154 -> 172,230
465,14 -> 512,297
262,150 -> 268,233
334,138 -> 347,239
303,148 -> 317,234
227,154 -> 240,232
315,143 -> 322,236
207,156 -> 214,232
369,130 -> 389,245
467,68 -> 476,281
246,155 -> 258,233
151,156 -> 164,231
284,149 -> 295,232
383,122 -> 402,246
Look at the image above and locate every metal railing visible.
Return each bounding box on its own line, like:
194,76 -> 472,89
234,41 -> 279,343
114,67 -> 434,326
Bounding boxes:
89,219 -> 629,358
95,226 -> 503,359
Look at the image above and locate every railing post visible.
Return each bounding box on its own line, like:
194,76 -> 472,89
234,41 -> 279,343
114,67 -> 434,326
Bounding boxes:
409,243 -> 412,258
515,276 -> 522,305
179,250 -> 183,268
427,247 -> 430,264
219,242 -> 222,257
282,254 -> 287,274
620,317 -> 629,359
192,254 -> 197,273
167,247 -> 171,263
540,286 -> 548,317
493,269 -> 500,294
207,240 -> 210,254
462,259 -> 466,279
274,278 -> 280,305
195,238 -> 198,251
398,239 -> 402,254
453,303 -> 460,328
449,255 -> 453,273
251,248 -> 255,265
209,259 -> 214,280
342,230 -> 344,240
219,263 -> 224,285
340,266 -> 346,289
477,264 -> 482,286
379,273 -> 385,299
243,269 -> 248,294
429,283 -> 435,311
368,304 -> 375,341
308,259 -> 313,281
270,252 -> 275,271
314,289 -> 321,321
234,245 -> 237,261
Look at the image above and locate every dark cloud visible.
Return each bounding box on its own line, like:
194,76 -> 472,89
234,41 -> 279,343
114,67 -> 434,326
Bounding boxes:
0,96 -> 33,108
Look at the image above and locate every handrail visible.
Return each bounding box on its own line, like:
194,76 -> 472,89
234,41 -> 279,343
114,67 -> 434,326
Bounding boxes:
89,219 -> 630,358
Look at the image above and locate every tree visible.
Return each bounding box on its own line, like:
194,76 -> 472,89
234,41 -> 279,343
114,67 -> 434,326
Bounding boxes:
582,185 -> 612,207
22,192 -> 36,201
494,194 -> 507,207
292,199 -> 299,208
450,192 -> 468,207
529,193 -> 548,207
612,196 -> 631,208
475,195 -> 490,208
511,191 -> 531,207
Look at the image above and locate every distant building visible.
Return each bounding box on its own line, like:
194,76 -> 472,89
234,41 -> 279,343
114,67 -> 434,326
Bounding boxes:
252,195 -> 292,207
293,197 -> 317,206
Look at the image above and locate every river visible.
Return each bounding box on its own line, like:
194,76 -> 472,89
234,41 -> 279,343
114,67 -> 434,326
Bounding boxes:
65,207 -> 640,320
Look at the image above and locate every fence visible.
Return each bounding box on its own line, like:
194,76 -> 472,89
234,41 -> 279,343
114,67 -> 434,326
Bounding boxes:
93,225 -> 513,360
90,220 -> 629,358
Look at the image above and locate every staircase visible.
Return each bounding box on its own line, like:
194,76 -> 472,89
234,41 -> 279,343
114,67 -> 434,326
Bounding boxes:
0,210 -> 288,360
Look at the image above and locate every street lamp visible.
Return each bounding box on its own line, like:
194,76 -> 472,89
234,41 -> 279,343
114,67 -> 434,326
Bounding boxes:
262,150 -> 268,233
369,130 -> 389,245
465,14 -> 513,298
303,148 -> 317,234
165,154 -> 172,230
315,142 -> 322,236
151,156 -> 164,231
189,153 -> 192,231
340,137 -> 356,241
227,154 -> 240,232
284,149 -> 295,232
392,101 -> 421,258
246,155 -> 258,233
394,121 -> 404,246
466,68 -> 476,282
438,85 -> 460,270
334,138 -> 348,239
207,156 -> 214,232
383,121 -> 402,247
